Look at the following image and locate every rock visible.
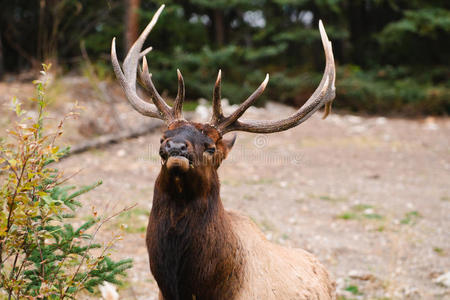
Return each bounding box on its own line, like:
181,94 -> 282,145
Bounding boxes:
433,271 -> 450,287
424,123 -> 439,130
99,281 -> 119,300
349,125 -> 368,134
326,114 -> 345,126
195,104 -> 210,121
397,286 -> 421,299
116,149 -> 126,157
363,208 -> 374,215
348,270 -> 375,281
335,277 -> 346,292
423,116 -> 439,131
346,115 -> 363,124
375,117 -> 387,125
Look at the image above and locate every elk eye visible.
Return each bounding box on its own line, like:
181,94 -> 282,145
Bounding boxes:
205,147 -> 216,154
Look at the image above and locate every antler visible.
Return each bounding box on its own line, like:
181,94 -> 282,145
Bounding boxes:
111,4 -> 186,123
210,20 -> 336,135
111,5 -> 335,133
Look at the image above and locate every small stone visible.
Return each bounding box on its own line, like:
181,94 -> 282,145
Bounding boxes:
116,149 -> 126,157
335,277 -> 345,291
346,115 -> 363,124
423,116 -> 439,131
349,125 -> 367,134
99,281 -> 119,300
375,117 -> 387,125
433,271 -> 450,287
406,288 -> 420,298
195,105 -> 210,121
363,208 -> 374,215
348,270 -> 375,281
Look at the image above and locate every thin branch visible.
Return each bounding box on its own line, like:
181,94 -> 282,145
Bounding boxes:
61,204 -> 136,298
0,152 -> 19,179
0,149 -> 33,268
7,237 -> 28,300
56,168 -> 85,186
50,109 -> 79,148
1,154 -> 29,253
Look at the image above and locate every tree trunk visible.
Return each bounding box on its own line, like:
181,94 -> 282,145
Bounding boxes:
213,10 -> 225,47
0,33 -> 4,79
37,0 -> 45,63
125,0 -> 141,51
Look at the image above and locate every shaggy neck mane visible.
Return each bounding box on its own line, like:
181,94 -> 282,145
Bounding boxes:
147,167 -> 245,300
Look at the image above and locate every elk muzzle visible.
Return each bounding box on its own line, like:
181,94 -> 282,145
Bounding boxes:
160,140 -> 191,172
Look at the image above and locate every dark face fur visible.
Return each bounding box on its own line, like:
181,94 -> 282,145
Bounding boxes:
159,121 -> 235,176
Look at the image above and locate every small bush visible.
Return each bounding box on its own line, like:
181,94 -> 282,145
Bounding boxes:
0,64 -> 132,299
335,65 -> 450,115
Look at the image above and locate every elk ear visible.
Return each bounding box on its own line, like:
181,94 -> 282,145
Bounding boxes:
222,133 -> 237,155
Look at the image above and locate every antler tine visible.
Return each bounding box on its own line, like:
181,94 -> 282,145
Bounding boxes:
210,70 -> 223,124
217,20 -> 336,135
140,46 -> 153,58
111,4 -> 170,120
173,69 -> 185,119
139,56 -> 172,119
123,4 -> 165,86
111,38 -> 161,118
217,74 -> 269,131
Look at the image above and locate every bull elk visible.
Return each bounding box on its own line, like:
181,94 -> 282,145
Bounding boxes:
111,4 -> 336,300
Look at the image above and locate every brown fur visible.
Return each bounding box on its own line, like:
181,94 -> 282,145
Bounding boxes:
146,122 -> 335,300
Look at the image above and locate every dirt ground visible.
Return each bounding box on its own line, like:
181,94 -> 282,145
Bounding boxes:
1,78 -> 449,299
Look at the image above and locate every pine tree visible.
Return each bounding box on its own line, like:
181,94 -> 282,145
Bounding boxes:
0,64 -> 132,299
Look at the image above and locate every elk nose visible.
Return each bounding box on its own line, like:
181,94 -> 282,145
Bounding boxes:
164,140 -> 188,157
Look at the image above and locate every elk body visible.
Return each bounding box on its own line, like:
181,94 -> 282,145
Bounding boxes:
111,5 -> 336,300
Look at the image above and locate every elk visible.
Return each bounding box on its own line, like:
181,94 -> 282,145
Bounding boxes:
111,5 -> 336,300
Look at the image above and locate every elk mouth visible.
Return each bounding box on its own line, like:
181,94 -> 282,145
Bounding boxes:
162,153 -> 193,172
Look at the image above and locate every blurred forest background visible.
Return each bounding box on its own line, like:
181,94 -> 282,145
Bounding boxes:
0,0 -> 449,115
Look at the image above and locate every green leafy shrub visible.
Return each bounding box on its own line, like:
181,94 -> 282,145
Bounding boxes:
331,65 -> 450,115
0,64 -> 132,299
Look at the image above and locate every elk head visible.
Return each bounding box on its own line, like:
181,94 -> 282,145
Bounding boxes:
111,4 -> 335,181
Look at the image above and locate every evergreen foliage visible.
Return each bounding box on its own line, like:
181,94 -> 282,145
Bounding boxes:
0,65 -> 132,299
